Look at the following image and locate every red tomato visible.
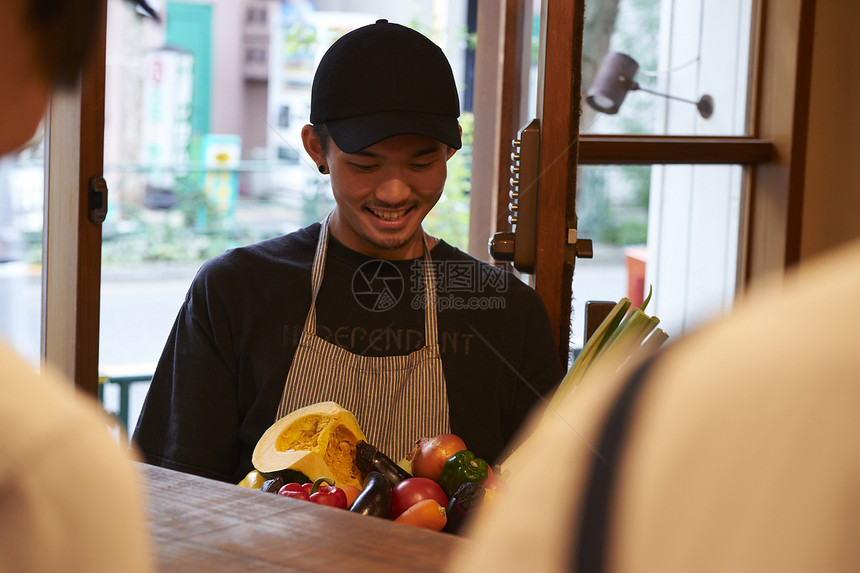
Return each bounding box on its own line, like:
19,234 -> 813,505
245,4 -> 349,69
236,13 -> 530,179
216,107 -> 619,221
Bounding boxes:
341,485 -> 362,508
389,477 -> 449,519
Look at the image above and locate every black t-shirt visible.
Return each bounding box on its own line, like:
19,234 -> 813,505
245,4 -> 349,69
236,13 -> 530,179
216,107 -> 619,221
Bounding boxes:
132,223 -> 564,483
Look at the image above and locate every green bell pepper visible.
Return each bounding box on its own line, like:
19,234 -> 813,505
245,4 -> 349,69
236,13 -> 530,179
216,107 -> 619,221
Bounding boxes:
438,450 -> 489,497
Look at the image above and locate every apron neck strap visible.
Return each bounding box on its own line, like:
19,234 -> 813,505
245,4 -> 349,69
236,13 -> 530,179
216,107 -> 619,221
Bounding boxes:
419,240 -> 439,347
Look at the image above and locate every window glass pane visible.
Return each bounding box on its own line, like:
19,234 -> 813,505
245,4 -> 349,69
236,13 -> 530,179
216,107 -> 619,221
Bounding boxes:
571,163 -> 743,350
0,131 -> 44,369
100,0 -> 473,430
527,0 -> 542,115
580,0 -> 754,136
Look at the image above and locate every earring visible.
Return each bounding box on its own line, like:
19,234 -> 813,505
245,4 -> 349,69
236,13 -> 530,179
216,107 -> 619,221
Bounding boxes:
318,165 -> 327,174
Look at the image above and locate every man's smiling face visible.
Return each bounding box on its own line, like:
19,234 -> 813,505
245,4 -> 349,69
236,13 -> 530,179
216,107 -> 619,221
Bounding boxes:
323,133 -> 456,260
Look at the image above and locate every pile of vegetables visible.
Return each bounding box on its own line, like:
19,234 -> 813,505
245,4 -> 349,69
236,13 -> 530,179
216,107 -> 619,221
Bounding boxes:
346,437 -> 500,532
240,402 -> 500,533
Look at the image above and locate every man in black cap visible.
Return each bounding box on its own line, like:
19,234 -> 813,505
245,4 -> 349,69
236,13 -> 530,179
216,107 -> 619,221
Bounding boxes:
133,20 -> 563,484
302,19 -> 463,262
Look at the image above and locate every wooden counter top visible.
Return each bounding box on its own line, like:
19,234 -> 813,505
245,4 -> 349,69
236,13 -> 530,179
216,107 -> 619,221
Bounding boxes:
137,463 -> 466,572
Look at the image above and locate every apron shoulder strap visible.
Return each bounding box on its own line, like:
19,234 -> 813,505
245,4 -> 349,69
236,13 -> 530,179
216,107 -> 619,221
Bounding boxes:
573,352 -> 661,572
302,214 -> 333,334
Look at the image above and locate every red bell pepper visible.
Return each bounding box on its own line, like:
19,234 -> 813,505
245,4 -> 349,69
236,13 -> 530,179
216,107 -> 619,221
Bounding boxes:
277,477 -> 347,509
277,482 -> 310,501
308,477 -> 348,508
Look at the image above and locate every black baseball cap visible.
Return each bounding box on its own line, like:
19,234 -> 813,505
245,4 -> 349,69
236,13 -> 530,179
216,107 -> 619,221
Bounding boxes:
310,19 -> 462,153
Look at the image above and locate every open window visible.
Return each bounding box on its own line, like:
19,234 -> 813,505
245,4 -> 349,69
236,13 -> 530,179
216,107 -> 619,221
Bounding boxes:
482,0 -> 813,361
3,0 -> 815,411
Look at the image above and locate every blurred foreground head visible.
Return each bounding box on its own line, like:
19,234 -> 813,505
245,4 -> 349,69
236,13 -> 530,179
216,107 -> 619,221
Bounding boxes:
0,0 -> 100,155
449,237 -> 860,572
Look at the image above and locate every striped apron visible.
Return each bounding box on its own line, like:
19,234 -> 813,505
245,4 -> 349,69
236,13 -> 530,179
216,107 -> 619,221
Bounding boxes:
275,215 -> 451,461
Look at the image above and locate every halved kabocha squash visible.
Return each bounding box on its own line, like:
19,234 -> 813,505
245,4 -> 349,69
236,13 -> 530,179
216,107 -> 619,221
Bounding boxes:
252,401 -> 366,488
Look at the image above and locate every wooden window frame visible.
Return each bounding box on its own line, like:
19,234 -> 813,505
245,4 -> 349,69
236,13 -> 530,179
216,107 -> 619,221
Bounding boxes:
571,0 -> 816,286
578,135 -> 774,165
479,0 -> 815,356
43,0 -> 107,395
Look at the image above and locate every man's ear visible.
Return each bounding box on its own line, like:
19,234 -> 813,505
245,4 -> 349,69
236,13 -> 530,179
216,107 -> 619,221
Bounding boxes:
301,124 -> 325,165
446,124 -> 464,160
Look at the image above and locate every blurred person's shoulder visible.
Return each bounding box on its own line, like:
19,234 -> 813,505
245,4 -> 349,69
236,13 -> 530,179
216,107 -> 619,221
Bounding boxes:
0,343 -> 119,460
591,237 -> 860,572
448,238 -> 860,573
0,343 -> 154,572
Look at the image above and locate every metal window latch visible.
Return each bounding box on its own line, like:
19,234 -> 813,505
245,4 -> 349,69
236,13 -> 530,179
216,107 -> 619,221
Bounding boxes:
488,118 -> 540,273
568,228 -> 593,260
88,175 -> 108,224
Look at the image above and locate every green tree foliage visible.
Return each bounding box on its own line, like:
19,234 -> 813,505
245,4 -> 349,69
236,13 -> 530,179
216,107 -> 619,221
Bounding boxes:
422,112 -> 473,250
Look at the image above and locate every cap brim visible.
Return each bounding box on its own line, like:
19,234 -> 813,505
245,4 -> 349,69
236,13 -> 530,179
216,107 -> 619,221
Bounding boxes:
327,110 -> 462,154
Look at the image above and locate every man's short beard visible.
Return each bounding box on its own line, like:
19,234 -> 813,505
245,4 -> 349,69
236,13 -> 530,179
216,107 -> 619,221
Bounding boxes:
360,228 -> 427,257
362,232 -> 411,252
